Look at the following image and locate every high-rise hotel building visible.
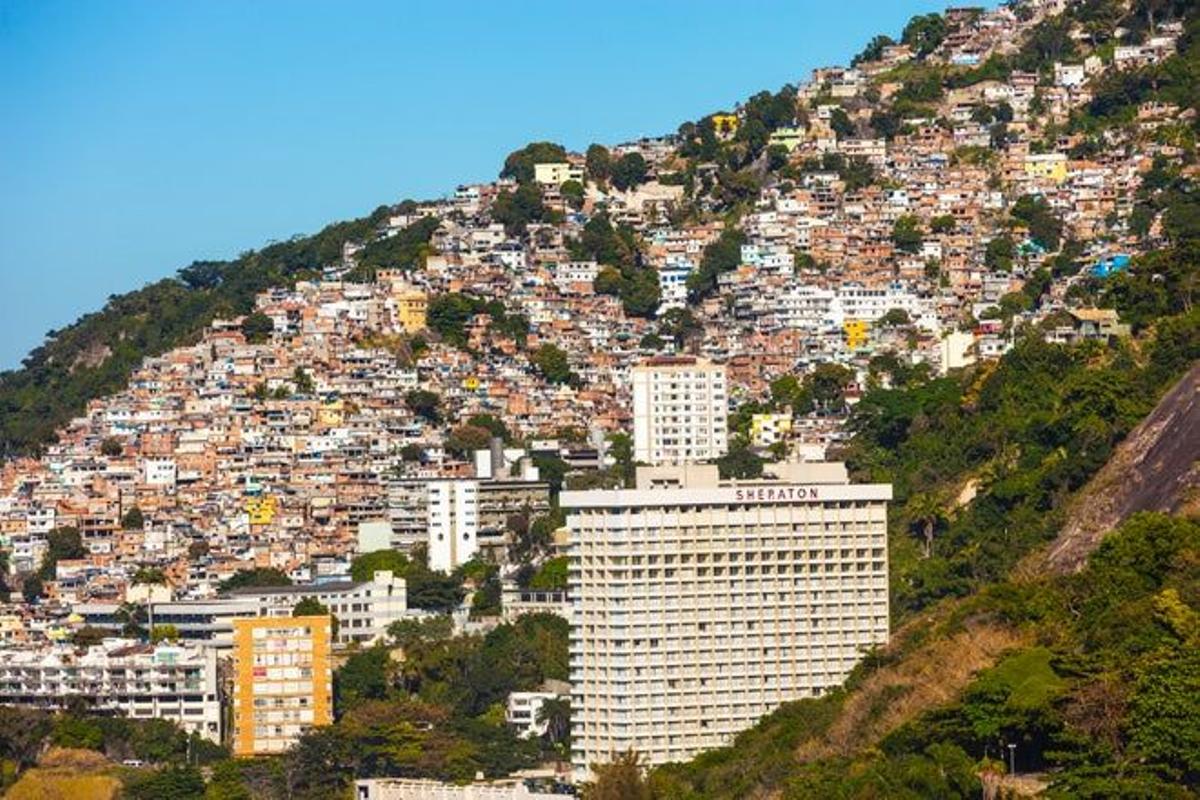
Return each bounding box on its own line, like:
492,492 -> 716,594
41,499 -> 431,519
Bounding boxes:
631,356 -> 727,466
561,463 -> 891,777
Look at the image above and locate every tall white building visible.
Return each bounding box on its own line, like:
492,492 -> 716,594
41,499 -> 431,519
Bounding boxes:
0,639 -> 222,741
631,356 -> 728,466
560,463 -> 891,778
427,480 -> 480,572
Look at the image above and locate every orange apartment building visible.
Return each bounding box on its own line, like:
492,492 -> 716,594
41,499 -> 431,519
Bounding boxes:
231,615 -> 333,756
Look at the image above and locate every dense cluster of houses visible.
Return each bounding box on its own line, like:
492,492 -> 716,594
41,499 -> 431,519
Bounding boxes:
0,0 -> 1178,668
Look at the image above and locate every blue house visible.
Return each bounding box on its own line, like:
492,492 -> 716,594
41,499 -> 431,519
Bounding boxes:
1091,254 -> 1130,279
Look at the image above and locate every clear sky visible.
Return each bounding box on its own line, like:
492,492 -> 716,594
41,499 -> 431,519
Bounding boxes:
0,0 -> 962,370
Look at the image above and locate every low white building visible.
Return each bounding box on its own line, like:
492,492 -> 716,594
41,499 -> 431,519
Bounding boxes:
76,570 -> 407,648
506,690 -> 568,739
355,779 -> 574,800
0,639 -> 221,741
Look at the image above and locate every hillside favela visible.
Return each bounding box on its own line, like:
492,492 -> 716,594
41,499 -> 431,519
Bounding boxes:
1,0 -> 1199,798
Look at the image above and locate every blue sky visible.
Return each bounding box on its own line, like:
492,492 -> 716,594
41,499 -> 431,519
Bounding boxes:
0,0 -> 961,370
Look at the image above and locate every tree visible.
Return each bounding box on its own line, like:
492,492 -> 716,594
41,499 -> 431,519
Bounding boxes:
203,761 -> 253,800
594,267 -> 623,296
132,567 -> 165,585
292,366 -> 315,395
72,625 -> 108,647
529,557 -> 569,591
619,268 -> 661,319
830,107 -> 856,139
404,389 -> 443,424
124,765 -> 206,800
240,312 -> 273,344
51,715 -> 104,750
1128,646 -> 1200,778
770,374 -> 811,415
586,144 -> 612,184
560,179 -> 585,210
533,344 -> 575,385
583,750 -> 653,800
985,235 -> 1016,272
334,645 -> 393,717
853,34 -> 895,65
0,707 -> 53,769
657,307 -> 702,350
99,436 -> 123,457
907,492 -> 944,559
350,549 -> 409,582
446,424 -> 492,457
218,567 -> 291,592
427,292 -> 480,347
466,413 -> 511,443
150,624 -> 180,644
492,183 -> 552,235
610,153 -> 648,192
121,506 -> 144,530
902,12 -> 948,57
807,363 -> 854,409
716,442 -> 765,480
388,615 -> 453,650
20,573 -> 43,603
405,548 -> 468,611
930,214 -> 956,234
688,227 -> 746,301
1011,195 -> 1063,251
500,141 -> 567,184
892,215 -> 924,254
879,308 -> 912,328
353,216 -> 439,277
39,526 -> 85,580
537,697 -> 571,746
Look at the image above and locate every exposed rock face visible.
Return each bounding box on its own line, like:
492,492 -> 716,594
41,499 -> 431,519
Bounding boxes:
1037,362 -> 1200,576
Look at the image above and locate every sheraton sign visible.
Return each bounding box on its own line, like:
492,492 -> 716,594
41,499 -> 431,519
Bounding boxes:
734,486 -> 820,502
561,483 -> 892,509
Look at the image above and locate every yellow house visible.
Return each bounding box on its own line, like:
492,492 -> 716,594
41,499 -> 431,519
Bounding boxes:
245,495 -> 278,526
768,126 -> 806,152
711,113 -> 740,137
750,413 -> 794,447
533,162 -> 584,187
394,287 -> 427,333
231,616 -> 333,756
317,400 -> 345,427
844,320 -> 870,350
1023,153 -> 1067,183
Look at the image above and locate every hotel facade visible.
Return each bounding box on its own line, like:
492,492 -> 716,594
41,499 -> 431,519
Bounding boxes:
561,463 -> 891,777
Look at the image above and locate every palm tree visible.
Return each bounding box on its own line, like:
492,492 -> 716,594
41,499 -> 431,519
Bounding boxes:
907,492 -> 944,559
115,602 -> 148,639
537,697 -> 571,747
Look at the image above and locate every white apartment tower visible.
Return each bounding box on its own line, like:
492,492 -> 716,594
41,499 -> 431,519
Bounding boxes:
427,480 -> 480,572
631,356 -> 728,466
561,463 -> 891,778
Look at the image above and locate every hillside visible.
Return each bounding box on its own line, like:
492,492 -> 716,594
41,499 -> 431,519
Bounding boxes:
1035,360 -> 1200,575
4,0 -> 1198,456
1,0 -> 1200,798
632,339 -> 1200,799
